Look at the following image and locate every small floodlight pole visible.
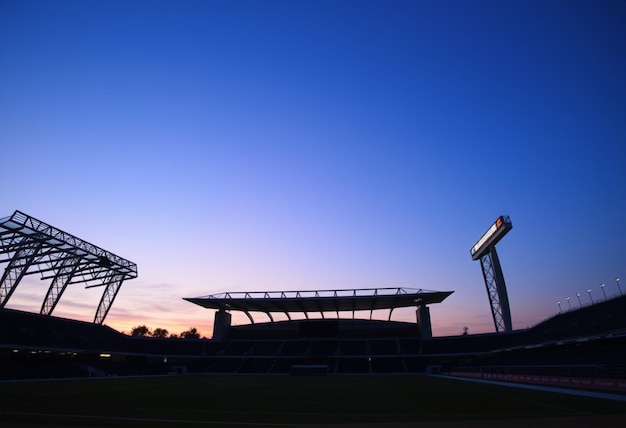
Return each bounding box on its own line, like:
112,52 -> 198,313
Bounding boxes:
566,296 -> 571,310
587,289 -> 593,303
557,301 -> 561,313
615,277 -> 622,295
600,283 -> 606,299
576,293 -> 581,306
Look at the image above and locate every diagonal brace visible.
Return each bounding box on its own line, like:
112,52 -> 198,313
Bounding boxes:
94,274 -> 125,324
40,255 -> 82,316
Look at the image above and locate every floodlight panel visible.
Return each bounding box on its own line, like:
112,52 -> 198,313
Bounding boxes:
470,215 -> 512,260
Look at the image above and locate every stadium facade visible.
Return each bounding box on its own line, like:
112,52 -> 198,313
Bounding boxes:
1,209 -> 625,391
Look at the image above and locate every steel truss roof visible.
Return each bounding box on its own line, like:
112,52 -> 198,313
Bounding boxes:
0,210 -> 138,324
184,287 -> 453,324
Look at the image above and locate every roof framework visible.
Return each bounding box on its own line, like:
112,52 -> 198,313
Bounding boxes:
184,287 -> 453,324
0,210 -> 138,324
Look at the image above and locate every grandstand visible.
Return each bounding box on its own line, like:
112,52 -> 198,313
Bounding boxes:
1,292 -> 625,386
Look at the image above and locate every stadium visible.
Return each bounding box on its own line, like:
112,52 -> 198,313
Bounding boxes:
1,210 -> 625,427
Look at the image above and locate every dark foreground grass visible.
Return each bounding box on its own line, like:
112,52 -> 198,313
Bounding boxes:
1,375 -> 625,427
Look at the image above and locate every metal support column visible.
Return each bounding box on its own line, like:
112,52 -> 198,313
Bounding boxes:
0,238 -> 43,307
479,245 -> 512,332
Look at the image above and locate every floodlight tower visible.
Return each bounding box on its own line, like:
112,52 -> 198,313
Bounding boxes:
470,216 -> 513,332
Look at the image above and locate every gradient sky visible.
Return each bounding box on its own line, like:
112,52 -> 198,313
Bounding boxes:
1,0 -> 625,338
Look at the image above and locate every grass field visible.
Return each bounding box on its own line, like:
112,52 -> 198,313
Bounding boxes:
1,375 -> 625,427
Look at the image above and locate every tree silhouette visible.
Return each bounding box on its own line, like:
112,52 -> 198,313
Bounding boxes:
129,326 -> 196,339
130,325 -> 151,337
180,327 -> 200,339
152,328 -> 169,338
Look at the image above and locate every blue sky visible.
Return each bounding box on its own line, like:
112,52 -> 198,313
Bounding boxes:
1,0 -> 625,337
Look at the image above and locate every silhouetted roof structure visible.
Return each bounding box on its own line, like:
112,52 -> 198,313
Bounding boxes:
184,287 -> 453,323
